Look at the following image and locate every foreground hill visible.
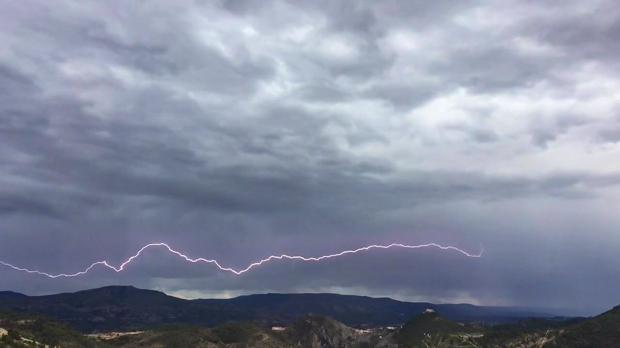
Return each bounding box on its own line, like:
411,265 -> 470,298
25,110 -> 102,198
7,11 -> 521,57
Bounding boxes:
0,309 -> 104,347
396,309 -> 476,347
1,310 -> 396,348
2,305 -> 618,347
0,286 -> 546,332
108,315 -> 397,348
544,305 -> 620,347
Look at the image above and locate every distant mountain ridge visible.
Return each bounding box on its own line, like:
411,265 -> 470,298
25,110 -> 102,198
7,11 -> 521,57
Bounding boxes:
0,286 -> 551,332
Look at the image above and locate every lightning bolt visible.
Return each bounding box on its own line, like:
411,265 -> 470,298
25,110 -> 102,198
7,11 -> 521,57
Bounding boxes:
0,242 -> 483,279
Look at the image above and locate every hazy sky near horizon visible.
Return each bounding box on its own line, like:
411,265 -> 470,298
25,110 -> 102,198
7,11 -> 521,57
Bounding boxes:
1,0 -> 620,315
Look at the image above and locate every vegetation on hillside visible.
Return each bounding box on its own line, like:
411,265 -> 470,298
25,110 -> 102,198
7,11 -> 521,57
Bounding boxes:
0,310 -> 105,347
2,298 -> 620,347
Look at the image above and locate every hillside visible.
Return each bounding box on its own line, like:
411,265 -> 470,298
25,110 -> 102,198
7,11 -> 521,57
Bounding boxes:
468,305 -> 620,347
2,305 -> 618,348
395,309 -> 479,348
109,316 -> 396,348
0,309 -> 105,347
0,286 -> 546,332
545,305 -> 620,347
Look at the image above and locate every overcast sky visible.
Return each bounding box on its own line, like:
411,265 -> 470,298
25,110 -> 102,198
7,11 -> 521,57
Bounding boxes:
1,0 -> 620,315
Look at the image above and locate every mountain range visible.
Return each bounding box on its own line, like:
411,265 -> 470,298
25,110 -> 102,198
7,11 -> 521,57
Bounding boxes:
0,286 -> 550,332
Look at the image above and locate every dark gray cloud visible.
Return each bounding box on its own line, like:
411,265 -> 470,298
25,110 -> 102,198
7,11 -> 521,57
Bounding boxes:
1,0 -> 620,316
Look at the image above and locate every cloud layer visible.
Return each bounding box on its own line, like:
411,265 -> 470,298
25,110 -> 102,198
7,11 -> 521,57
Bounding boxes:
1,0 -> 620,315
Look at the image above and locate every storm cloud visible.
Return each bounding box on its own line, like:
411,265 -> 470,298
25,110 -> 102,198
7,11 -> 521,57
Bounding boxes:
1,0 -> 620,316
